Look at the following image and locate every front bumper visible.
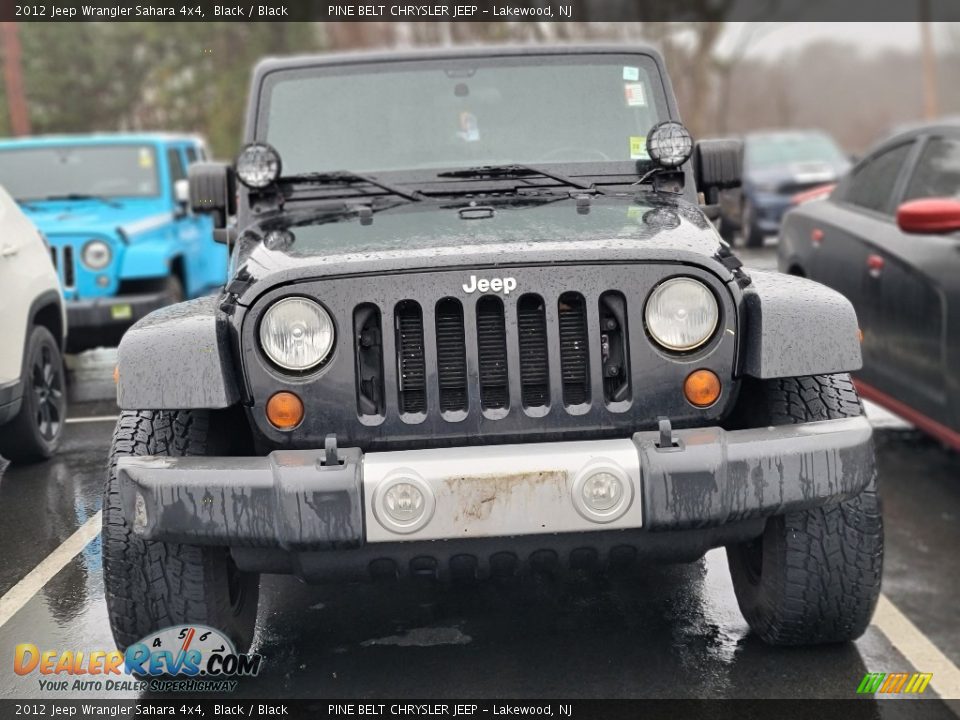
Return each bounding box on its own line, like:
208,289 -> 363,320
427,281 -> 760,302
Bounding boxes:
67,290 -> 173,331
67,289 -> 178,351
116,416 -> 874,551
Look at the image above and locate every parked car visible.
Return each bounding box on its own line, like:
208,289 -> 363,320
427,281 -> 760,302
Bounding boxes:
779,121 -> 960,450
719,130 -> 850,247
104,46 -> 880,653
0,134 -> 227,351
0,185 -> 67,462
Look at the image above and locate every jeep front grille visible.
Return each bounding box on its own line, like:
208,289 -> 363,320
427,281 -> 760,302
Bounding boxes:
516,294 -> 549,408
476,296 -> 509,411
395,300 -> 426,414
50,245 -> 76,290
354,288 -> 634,421
558,292 -> 590,406
435,298 -> 468,413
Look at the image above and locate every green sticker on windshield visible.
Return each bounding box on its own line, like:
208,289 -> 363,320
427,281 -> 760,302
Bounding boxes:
630,136 -> 648,160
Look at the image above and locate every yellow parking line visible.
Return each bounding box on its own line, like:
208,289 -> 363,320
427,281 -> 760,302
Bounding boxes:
65,415 -> 119,424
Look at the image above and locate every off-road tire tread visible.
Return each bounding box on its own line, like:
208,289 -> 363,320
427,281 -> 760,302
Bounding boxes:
102,409 -> 258,652
727,373 -> 883,645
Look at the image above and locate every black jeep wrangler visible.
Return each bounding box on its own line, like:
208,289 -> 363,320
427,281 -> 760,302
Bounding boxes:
104,46 -> 882,652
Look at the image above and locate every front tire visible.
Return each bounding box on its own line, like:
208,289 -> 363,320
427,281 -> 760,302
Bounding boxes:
726,374 -> 883,645
102,409 -> 260,652
0,326 -> 66,463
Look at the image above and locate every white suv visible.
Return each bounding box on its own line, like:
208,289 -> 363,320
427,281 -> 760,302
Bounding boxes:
0,185 -> 67,462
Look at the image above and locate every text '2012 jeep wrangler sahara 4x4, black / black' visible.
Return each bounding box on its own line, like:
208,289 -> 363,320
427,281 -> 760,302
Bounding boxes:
103,46 -> 882,653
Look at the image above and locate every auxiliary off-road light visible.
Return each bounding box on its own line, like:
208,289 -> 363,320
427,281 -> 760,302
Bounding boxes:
266,391 -> 304,430
81,239 -> 112,269
572,462 -> 632,523
644,278 -> 719,352
235,142 -> 282,189
684,369 -> 722,408
373,473 -> 436,534
259,297 -> 335,372
646,121 -> 693,168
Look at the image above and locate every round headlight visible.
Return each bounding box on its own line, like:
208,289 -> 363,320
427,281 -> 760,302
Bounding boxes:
646,121 -> 693,168
645,278 -> 719,351
81,239 -> 112,270
236,142 -> 282,189
259,297 -> 335,372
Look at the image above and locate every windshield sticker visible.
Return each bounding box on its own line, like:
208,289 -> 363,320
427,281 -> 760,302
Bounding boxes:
457,111 -> 480,142
622,66 -> 640,81
624,83 -> 647,107
138,148 -> 153,168
629,136 -> 648,160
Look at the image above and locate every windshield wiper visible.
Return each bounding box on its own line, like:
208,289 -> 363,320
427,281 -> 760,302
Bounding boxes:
436,164 -> 601,193
40,193 -> 122,208
279,171 -> 423,202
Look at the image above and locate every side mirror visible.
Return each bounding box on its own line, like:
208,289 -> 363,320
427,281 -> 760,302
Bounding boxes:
188,162 -> 236,234
897,198 -> 960,235
693,139 -> 743,203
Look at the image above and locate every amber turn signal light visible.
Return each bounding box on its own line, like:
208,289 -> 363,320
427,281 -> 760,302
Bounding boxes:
684,369 -> 721,408
266,391 -> 304,430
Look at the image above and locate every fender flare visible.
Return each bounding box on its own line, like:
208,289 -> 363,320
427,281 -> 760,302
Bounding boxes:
740,270 -> 862,379
117,295 -> 240,410
118,236 -> 180,281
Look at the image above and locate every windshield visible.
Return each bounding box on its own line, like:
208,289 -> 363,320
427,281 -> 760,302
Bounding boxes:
746,132 -> 845,170
257,54 -> 669,174
0,144 -> 160,201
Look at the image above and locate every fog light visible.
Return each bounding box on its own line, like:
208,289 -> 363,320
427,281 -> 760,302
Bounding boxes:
581,472 -> 623,512
265,391 -> 304,430
572,462 -> 632,523
384,483 -> 425,522
373,473 -> 435,534
96,274 -> 110,287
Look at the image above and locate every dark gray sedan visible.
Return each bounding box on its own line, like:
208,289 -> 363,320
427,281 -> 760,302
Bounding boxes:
779,121 -> 960,449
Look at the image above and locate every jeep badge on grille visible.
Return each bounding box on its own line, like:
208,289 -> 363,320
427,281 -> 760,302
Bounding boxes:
462,275 -> 518,295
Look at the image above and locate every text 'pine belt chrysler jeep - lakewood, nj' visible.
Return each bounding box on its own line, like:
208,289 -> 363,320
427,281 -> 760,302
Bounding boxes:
104,46 -> 882,653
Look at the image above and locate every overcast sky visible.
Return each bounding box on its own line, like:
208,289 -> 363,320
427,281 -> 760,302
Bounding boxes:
719,22 -> 957,59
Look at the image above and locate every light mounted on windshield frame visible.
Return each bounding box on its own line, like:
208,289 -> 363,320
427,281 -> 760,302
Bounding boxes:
235,142 -> 282,189
647,121 -> 694,169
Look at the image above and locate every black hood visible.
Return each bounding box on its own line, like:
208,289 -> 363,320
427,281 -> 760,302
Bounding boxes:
229,193 -> 737,306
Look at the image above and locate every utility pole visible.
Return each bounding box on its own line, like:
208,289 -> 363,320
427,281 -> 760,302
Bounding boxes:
919,1 -> 939,120
0,22 -> 31,136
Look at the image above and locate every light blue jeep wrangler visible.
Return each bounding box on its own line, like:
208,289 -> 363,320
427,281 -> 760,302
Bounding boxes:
0,134 -> 227,350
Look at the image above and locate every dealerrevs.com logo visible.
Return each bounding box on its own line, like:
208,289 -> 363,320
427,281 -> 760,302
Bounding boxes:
15,625 -> 262,693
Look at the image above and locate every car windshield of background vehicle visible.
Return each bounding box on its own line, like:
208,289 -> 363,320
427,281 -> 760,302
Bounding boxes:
0,145 -> 161,201
746,132 -> 845,169
258,55 -> 667,175
904,137 -> 960,201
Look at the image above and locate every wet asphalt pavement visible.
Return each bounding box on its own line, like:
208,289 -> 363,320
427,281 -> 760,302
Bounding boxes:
0,245 -> 958,708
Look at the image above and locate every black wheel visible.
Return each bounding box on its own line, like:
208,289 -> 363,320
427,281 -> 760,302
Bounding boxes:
0,326 -> 66,463
726,374 -> 883,645
102,409 -> 260,652
741,200 -> 765,248
165,274 -> 185,303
